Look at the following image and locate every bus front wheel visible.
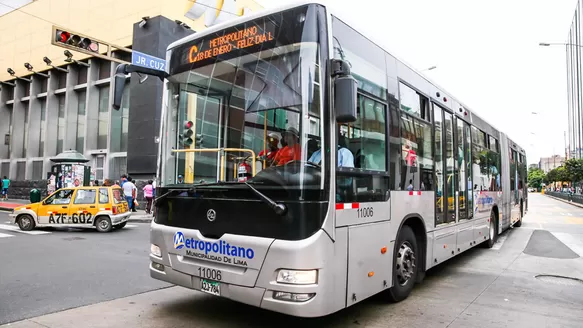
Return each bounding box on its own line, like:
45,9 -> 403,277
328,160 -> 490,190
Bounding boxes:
385,225 -> 418,302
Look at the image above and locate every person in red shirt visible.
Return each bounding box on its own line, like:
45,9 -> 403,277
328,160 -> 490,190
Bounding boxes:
273,127 -> 301,166
258,132 -> 281,167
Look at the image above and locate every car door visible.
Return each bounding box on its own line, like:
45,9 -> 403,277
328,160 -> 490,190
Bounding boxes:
38,189 -> 75,225
68,188 -> 97,225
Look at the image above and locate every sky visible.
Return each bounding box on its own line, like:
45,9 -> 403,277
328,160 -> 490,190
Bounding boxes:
258,0 -> 577,165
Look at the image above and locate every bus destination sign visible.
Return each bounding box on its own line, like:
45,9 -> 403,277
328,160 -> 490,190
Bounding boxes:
169,20 -> 278,75
188,26 -> 275,64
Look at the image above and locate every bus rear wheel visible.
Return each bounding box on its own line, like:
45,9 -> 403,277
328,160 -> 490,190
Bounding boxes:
385,225 -> 418,302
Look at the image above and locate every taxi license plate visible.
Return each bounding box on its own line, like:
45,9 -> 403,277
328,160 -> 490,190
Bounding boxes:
200,279 -> 220,296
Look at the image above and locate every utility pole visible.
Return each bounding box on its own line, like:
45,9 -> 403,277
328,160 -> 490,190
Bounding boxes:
565,131 -> 568,160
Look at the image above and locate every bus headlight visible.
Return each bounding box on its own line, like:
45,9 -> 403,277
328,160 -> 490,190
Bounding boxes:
276,269 -> 318,285
150,244 -> 162,257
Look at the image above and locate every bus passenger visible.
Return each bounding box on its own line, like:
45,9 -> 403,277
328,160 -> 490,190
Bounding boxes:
272,128 -> 301,166
258,132 -> 281,166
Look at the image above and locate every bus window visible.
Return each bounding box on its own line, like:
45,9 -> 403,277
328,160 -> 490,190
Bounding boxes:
400,112 -> 433,191
336,94 -> 389,203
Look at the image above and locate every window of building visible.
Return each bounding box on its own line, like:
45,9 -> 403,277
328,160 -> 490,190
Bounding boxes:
400,113 -> 433,191
99,60 -> 111,80
32,161 -> 43,180
399,82 -> 430,121
0,162 -> 9,178
76,91 -> 86,153
39,78 -> 48,93
110,84 -> 129,152
94,155 -> 105,180
335,94 -> 389,203
23,107 -> 28,158
57,72 -> 67,89
16,161 -> 25,180
39,100 -> 46,157
109,156 -> 127,181
23,83 -> 30,97
97,86 -> 109,149
57,95 -> 65,154
77,66 -> 88,84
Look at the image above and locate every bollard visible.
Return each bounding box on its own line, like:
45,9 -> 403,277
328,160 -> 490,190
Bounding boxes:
29,188 -> 41,203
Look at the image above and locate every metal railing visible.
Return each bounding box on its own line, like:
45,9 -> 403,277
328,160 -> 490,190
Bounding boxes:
545,190 -> 583,205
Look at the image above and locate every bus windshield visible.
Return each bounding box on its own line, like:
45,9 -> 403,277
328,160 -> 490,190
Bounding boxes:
160,4 -> 327,202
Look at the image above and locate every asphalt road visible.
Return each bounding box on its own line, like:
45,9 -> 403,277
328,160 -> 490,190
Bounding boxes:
2,193 -> 583,327
0,213 -> 169,325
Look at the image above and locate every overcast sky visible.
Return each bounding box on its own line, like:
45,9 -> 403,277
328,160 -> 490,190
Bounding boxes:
0,0 -> 32,16
258,0 -> 577,165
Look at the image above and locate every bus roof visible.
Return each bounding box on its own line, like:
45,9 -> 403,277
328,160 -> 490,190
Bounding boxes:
167,0 -> 526,156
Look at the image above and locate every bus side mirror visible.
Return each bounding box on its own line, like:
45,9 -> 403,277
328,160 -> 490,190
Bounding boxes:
331,59 -> 357,123
112,63 -> 169,110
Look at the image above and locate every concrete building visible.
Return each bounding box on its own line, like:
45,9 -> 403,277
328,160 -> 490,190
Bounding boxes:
567,0 -> 583,160
539,155 -> 565,173
0,0 -> 262,190
529,163 -> 539,170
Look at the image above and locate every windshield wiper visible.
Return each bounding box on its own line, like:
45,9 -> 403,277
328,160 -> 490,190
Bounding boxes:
244,181 -> 287,216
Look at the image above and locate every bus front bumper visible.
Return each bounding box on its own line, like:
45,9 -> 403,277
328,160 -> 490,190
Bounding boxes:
149,259 -> 322,317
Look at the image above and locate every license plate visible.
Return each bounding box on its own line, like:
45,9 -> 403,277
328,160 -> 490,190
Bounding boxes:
200,279 -> 220,296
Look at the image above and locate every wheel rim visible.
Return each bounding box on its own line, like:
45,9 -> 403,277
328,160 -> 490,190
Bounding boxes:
396,242 -> 416,286
99,219 -> 110,230
20,217 -> 32,229
489,217 -> 495,240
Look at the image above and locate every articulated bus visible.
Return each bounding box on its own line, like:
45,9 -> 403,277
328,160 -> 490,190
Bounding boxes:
112,1 -> 528,317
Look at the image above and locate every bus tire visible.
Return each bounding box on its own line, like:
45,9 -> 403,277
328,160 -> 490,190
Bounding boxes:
95,216 -> 113,233
385,225 -> 418,302
514,202 -> 523,227
17,214 -> 35,231
484,211 -> 498,248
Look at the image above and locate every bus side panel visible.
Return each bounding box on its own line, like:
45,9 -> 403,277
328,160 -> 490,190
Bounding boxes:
346,221 -> 392,306
433,225 -> 457,264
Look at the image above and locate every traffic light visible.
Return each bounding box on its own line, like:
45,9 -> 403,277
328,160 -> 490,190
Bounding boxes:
55,29 -> 100,53
180,121 -> 194,148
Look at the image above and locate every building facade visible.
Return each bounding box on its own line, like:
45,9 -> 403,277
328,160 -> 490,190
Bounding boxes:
567,0 -> 583,160
539,155 -> 565,173
0,0 -> 262,186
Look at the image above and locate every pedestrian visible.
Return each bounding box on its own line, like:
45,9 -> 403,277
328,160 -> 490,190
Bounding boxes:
94,180 -> 99,186
102,179 -> 112,186
122,176 -> 136,211
113,180 -> 120,187
120,174 -> 128,187
1,176 -> 10,201
127,176 -> 138,212
143,180 -> 154,214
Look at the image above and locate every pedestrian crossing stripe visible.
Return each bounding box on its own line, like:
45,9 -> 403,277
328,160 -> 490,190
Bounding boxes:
0,232 -> 13,238
0,224 -> 51,235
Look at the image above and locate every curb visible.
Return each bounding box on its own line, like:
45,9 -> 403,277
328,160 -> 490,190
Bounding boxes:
544,194 -> 583,209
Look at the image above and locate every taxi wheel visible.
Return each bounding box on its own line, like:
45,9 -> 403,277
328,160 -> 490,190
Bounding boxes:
17,214 -> 35,231
95,216 -> 113,233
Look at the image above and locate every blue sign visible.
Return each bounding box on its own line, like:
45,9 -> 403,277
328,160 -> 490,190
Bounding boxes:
131,50 -> 166,71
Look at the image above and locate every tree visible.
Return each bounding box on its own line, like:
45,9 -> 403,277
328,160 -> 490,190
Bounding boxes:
546,166 -> 569,184
564,158 -> 583,184
528,168 -> 545,189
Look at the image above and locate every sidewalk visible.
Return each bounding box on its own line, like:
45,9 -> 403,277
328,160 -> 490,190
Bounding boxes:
544,193 -> 583,209
0,199 -> 152,223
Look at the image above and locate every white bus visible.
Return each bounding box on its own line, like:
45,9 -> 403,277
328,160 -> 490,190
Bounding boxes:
112,0 -> 528,318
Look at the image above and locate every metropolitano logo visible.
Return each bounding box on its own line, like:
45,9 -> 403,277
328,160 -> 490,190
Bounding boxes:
174,231 -> 186,249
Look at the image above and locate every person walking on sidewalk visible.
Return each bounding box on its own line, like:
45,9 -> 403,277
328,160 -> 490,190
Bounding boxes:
127,176 -> 138,212
1,176 -> 10,201
143,180 -> 154,214
122,177 -> 136,211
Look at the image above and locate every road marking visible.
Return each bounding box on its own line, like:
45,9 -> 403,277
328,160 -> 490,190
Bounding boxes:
566,217 -> 583,224
551,232 -> 583,257
0,224 -> 51,235
491,234 -> 509,250
125,224 -> 137,228
0,232 -> 13,238
568,213 -> 574,216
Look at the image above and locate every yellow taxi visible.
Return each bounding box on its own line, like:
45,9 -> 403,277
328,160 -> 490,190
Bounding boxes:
9,186 -> 130,232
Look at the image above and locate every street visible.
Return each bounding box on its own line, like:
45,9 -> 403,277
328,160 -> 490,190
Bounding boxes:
1,193 -> 583,327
